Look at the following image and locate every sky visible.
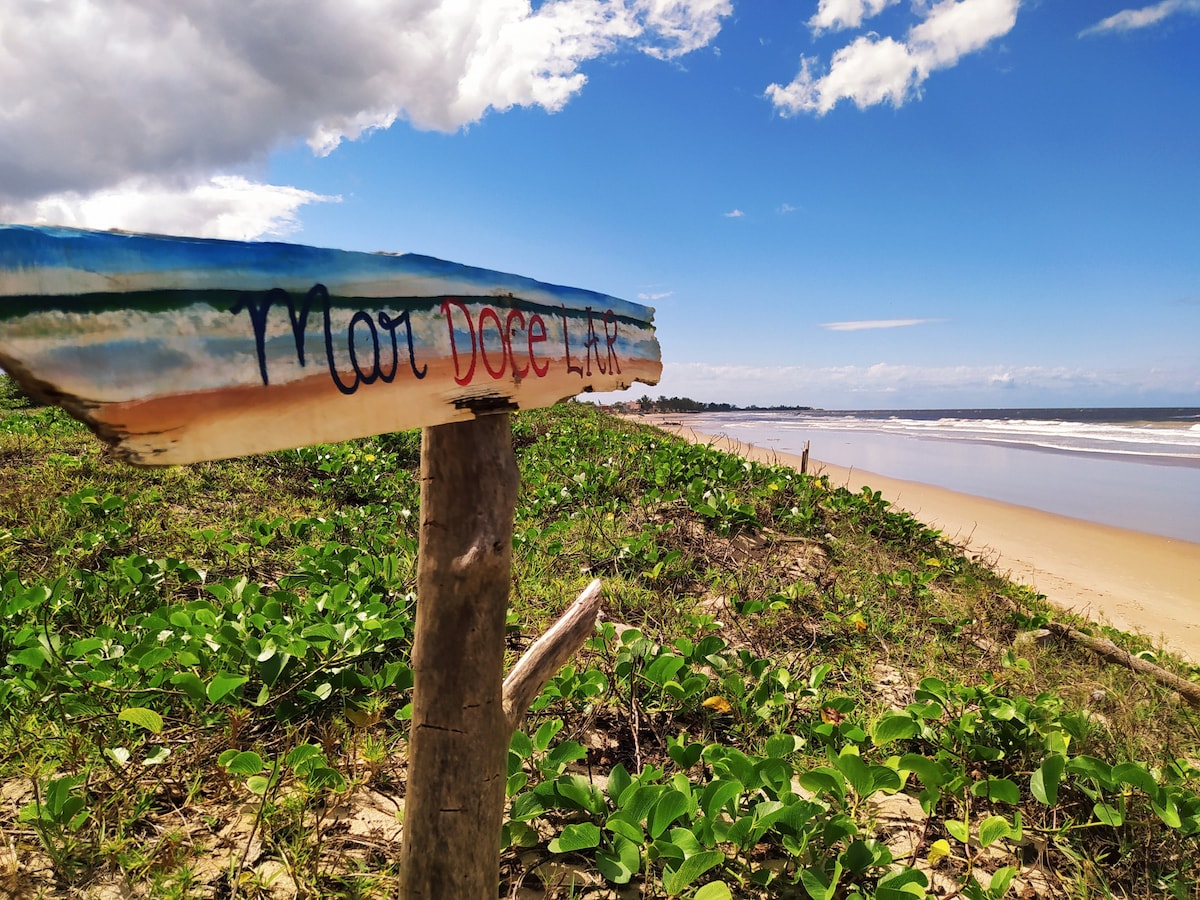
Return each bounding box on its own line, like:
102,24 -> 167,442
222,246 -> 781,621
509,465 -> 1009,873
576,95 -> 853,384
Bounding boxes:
2,0 -> 1198,410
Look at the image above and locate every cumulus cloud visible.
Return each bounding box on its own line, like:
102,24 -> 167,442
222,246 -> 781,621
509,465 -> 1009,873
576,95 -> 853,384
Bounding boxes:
821,318 -> 944,331
1,176 -> 337,241
767,0 -> 1019,116
0,0 -> 730,236
1080,0 -> 1200,36
809,0 -> 901,34
723,208 -> 746,218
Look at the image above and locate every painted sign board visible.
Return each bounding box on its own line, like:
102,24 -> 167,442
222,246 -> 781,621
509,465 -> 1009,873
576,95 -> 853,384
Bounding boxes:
0,225 -> 661,464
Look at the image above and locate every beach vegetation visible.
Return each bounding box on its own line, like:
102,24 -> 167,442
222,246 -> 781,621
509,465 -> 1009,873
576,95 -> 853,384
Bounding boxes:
0,383 -> 1197,898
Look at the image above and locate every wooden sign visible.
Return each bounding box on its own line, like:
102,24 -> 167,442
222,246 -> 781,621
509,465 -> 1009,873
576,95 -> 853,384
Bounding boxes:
0,225 -> 661,464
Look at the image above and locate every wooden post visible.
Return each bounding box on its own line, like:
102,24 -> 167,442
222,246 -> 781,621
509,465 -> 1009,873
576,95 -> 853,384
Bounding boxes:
801,440 -> 810,475
398,414 -> 519,899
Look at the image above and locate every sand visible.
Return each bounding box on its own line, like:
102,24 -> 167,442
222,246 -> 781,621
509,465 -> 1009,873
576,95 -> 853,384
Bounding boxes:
644,418 -> 1200,663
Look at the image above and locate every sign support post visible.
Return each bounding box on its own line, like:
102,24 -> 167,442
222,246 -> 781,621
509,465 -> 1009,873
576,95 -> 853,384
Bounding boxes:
398,414 -> 518,898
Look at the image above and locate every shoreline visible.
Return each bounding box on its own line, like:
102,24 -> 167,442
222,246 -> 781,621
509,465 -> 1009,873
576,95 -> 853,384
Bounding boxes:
639,416 -> 1200,663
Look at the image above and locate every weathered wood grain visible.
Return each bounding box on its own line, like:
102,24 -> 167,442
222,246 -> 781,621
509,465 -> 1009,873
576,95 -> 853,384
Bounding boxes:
398,415 -> 518,898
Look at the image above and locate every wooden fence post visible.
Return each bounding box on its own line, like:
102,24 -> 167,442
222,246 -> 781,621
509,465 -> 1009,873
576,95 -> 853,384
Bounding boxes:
398,413 -> 519,898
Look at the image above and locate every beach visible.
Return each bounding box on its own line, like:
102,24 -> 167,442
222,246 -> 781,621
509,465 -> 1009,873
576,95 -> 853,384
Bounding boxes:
643,417 -> 1200,663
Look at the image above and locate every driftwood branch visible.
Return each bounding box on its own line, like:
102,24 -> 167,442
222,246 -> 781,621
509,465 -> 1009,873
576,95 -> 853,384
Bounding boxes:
503,579 -> 604,732
1047,623 -> 1200,707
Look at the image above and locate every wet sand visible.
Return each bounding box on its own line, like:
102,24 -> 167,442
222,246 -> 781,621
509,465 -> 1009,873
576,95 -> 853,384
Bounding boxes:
644,418 -> 1200,663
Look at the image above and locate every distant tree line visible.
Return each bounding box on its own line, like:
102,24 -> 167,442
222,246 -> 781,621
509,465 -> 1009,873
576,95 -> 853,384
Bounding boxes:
632,394 -> 813,413
635,395 -> 728,412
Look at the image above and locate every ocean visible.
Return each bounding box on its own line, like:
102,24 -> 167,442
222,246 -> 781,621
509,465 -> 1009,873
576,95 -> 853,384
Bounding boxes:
683,408 -> 1200,544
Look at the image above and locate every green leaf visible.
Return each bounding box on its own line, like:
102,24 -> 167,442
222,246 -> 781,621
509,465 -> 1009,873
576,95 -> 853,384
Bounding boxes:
555,774 -> 606,815
875,867 -> 929,900
764,733 -> 804,758
649,789 -> 690,839
509,729 -> 533,760
841,839 -> 876,875
800,863 -> 840,900
503,821 -> 540,849
977,815 -> 1011,847
651,838 -> 685,861
694,883 -> 733,900
869,765 -> 902,795
1031,754 -> 1065,806
700,779 -> 742,820
607,763 -> 632,803
668,740 -> 704,770
871,714 -> 919,745
1152,793 -> 1182,829
972,777 -> 1020,805
509,791 -> 546,822
899,754 -> 948,790
606,815 -> 645,844
304,766 -> 346,792
285,743 -> 324,771
596,834 -> 640,884
222,750 -> 266,776
945,819 -> 969,844
548,822 -> 601,853
117,706 -> 164,734
1093,802 -> 1124,827
506,772 -> 528,797
1113,762 -> 1158,796
988,866 -> 1017,897
543,740 -> 586,774
662,850 -> 724,895
206,672 -> 249,703
797,769 -> 845,804
834,751 -> 872,799
644,653 -> 686,685
1067,755 -> 1113,786
616,784 -> 665,826
258,650 -> 290,687
533,718 -> 563,752
11,646 -> 46,670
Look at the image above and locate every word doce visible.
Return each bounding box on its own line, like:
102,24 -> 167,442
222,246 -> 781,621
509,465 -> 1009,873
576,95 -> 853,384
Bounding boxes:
232,285 -> 623,396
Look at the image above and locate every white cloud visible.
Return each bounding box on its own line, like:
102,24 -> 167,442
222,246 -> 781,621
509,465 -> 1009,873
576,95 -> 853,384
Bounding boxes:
1,176 -> 337,240
821,318 -> 944,331
637,0 -> 732,58
0,0 -> 730,234
637,290 -> 675,301
723,208 -> 746,218
809,0 -> 901,35
767,0 -> 1019,116
777,203 -> 799,214
1080,0 -> 1200,36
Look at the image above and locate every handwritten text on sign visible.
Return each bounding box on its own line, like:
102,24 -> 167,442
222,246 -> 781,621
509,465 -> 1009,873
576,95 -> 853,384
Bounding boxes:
231,286 -> 625,396
0,225 -> 661,464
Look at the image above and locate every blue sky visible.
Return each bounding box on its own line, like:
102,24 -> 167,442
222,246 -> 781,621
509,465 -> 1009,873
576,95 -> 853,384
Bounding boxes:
2,0 -> 1197,408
